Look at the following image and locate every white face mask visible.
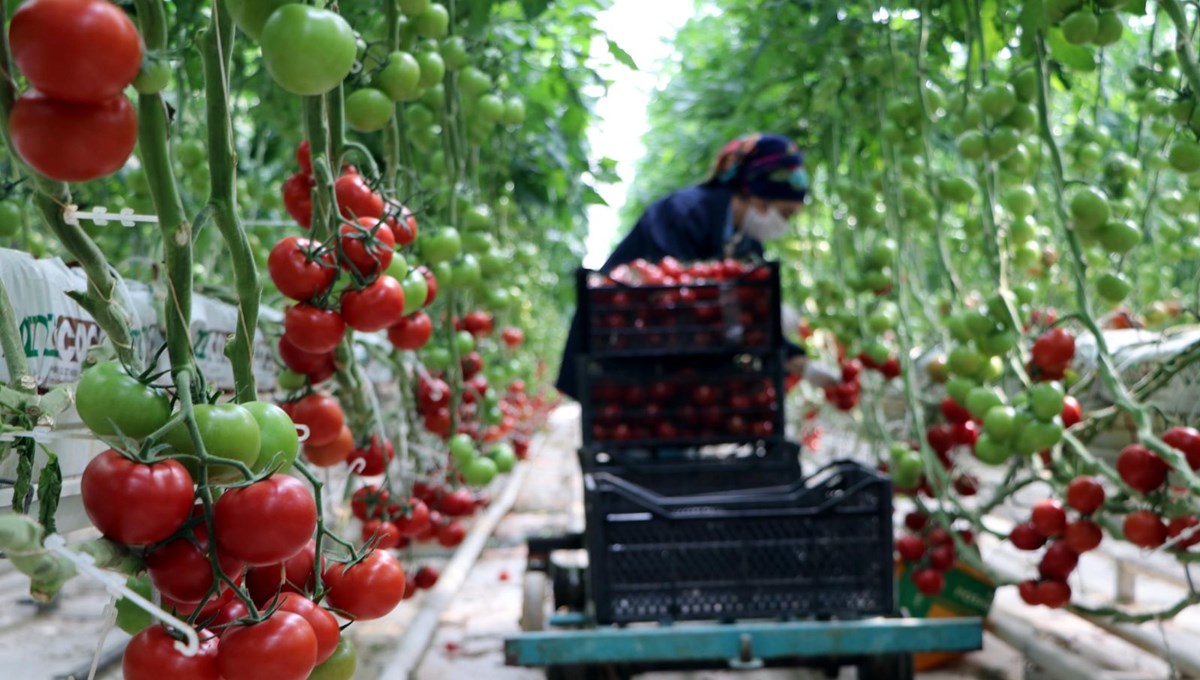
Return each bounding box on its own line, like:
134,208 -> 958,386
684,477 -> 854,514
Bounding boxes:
741,204 -> 790,242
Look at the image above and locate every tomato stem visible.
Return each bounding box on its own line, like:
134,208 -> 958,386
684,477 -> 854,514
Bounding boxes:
0,276 -> 32,392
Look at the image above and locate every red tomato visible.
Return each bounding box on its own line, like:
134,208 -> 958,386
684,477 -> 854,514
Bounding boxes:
282,172 -> 314,228
437,521 -> 466,547
463,311 -> 495,337
10,91 -> 137,182
951,420 -> 979,447
1017,580 -> 1041,606
393,498 -> 431,536
323,550 -> 407,620
1061,395 -> 1082,429
346,435 -> 394,476
501,327 -> 524,348
438,489 -> 475,517
386,203 -> 419,246
1032,328 -> 1075,373
335,172 -> 384,220
1124,510 -> 1168,548
277,336 -> 335,379
275,593 -> 340,665
1037,580 -> 1071,608
351,485 -> 392,521
209,599 -> 254,634
147,522 -> 244,604
302,425 -> 353,467
1168,516 -> 1200,549
895,535 -> 926,562
11,0 -> 142,103
245,540 -> 318,607
161,588 -> 235,621
291,394 -> 344,447
388,311 -> 434,350
1065,476 -> 1105,515
1031,500 -> 1067,538
283,304 -> 345,354
418,265 -> 439,305
925,425 -> 956,455
123,626 -> 221,680
904,512 -> 928,532
939,397 -> 971,424
1163,426 -> 1200,471
81,450 -> 194,546
1009,522 -> 1047,551
218,611 -> 317,680
1117,444 -> 1170,493
1064,520 -> 1103,553
361,519 -> 401,549
880,356 -> 901,380
414,565 -> 440,589
911,568 -> 944,596
296,140 -> 312,175
269,237 -> 334,302
214,475 -> 317,566
929,544 -> 955,571
1038,541 -> 1079,580
339,218 -> 395,277
341,275 -> 406,332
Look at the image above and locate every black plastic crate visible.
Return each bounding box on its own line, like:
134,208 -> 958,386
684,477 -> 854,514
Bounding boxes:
578,441 -> 802,493
578,262 -> 782,358
584,460 -> 894,625
578,352 -> 787,449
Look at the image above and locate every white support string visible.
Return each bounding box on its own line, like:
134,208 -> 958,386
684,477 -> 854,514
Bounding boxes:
63,205 -> 160,228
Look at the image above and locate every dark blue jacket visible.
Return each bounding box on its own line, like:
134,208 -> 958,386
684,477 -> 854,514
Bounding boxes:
555,185 -> 800,400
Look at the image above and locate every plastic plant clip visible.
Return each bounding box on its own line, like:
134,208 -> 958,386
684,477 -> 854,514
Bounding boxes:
0,426 -> 95,444
41,534 -> 201,656
296,423 -> 311,444
63,205 -> 160,229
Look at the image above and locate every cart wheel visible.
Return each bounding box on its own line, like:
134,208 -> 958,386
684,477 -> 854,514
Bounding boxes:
521,571 -> 548,632
855,653 -> 913,680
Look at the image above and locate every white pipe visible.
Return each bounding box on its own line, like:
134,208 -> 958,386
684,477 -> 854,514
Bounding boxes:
987,611 -> 1115,680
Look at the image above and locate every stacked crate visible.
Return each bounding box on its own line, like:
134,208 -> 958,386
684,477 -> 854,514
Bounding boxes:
574,262 -> 896,625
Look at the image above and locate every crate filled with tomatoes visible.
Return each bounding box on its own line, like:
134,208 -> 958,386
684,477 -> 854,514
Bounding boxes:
578,258 -> 781,357
584,459 -> 894,625
578,352 -> 786,449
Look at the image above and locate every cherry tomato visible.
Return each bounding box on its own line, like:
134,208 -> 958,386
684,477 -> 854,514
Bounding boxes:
1031,328 -> 1075,373
323,550 -> 407,620
123,626 -> 221,680
1031,500 -> 1067,538
11,0 -> 142,103
388,311 -> 434,350
351,485 -> 392,521
911,568 -> 944,596
147,521 -> 244,604
214,475 -> 317,566
437,520 -> 466,547
387,204 -> 419,246
346,435 -> 395,476
339,218 -> 395,277
1009,522 -> 1047,551
335,172 -> 384,220
501,327 -> 524,348
269,237 -> 334,302
275,593 -> 340,665
1117,444 -> 1169,493
10,91 -> 137,182
1064,520 -> 1103,553
282,172 -> 314,228
303,424 -> 354,467
284,304 -> 345,354
291,394 -> 345,447
391,498 -> 430,536
1065,476 -> 1105,515
218,610 -> 318,680
1124,510 -> 1168,548
340,275 -> 406,332
1163,426 -> 1200,471
1038,541 -> 1079,580
895,535 -> 926,562
1037,580 -> 1071,608
437,489 -> 475,517
1167,516 -> 1200,549
81,450 -> 194,546
278,336 -> 335,378
361,519 -> 401,549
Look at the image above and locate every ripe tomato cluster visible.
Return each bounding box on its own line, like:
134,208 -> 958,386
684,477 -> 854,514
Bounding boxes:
895,512 -> 975,597
1010,477 -> 1107,608
8,0 -> 143,182
1113,427 -> 1200,550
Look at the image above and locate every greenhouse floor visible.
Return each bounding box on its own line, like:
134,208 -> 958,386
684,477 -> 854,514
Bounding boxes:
0,404 -> 1188,679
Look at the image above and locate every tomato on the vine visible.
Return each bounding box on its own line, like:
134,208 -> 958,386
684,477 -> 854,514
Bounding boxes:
275,593 -> 340,665
1116,444 -> 1169,493
388,311 -> 434,350
147,520 -> 244,604
341,275 -> 406,332
282,172 -> 314,228
245,540 -> 318,607
323,550 -> 407,620
81,450 -> 194,546
339,218 -> 395,277
346,435 -> 395,476
335,172 -> 385,220
260,5 -> 356,96
1065,476 -> 1105,515
243,401 -> 300,473
218,610 -> 318,680
308,637 -> 357,680
76,361 -> 171,439
303,424 -> 354,467
10,91 -> 137,183
1124,510 -> 1168,548
165,403 -> 263,484
123,626 -> 221,680
269,237 -> 334,302
214,475 -> 317,566
283,304 -> 345,354
278,336 -> 335,379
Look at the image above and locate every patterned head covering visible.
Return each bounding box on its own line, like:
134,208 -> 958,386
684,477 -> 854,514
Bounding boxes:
705,133 -> 808,202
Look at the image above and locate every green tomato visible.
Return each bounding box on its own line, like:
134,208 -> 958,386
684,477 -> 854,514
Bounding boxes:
1069,187 -> 1110,232
864,340 -> 890,366
386,253 -> 409,282
486,287 -> 513,309
399,0 -> 431,15
451,255 -> 483,291
1092,11 -> 1124,46
984,406 -> 1018,441
450,433 -> 477,465
345,89 -> 394,133
308,637 -> 358,680
0,200 -> 23,238
946,377 -> 975,405
243,401 -> 299,473
1001,185 -> 1037,217
1095,271 -> 1132,304
432,260 -> 455,289
261,6 -> 356,96
476,93 -> 505,124
115,575 -> 154,635
502,98 -> 526,126
1013,241 -> 1041,269
133,59 -> 171,95
1097,220 -> 1142,254
405,103 -> 436,128
891,449 -> 924,490
1045,0 -> 1084,22
966,386 -> 1004,420
76,361 -> 171,439
421,227 -> 462,263
973,433 -> 1012,465
441,36 -> 469,70
1061,10 -> 1099,45
416,50 -> 446,88
866,239 -> 897,269
963,309 -> 995,338
977,355 -> 1005,382
1013,69 -> 1038,102
948,345 -> 983,377
462,230 -> 495,254
462,205 -> 491,231
459,66 -> 492,97
980,82 -> 1017,119
402,270 -> 430,314
1002,104 -> 1037,133
1016,418 -> 1063,454
423,346 -> 452,372
1028,382 -> 1065,422
957,130 -> 987,160
976,332 -> 1017,357
377,51 -> 422,101
166,403 -> 262,483
946,313 -> 972,343
175,139 -> 206,169
987,126 -> 1022,160
226,0 -> 290,40
455,330 -> 476,354
463,455 -> 498,487
1169,140 -> 1200,174
414,3 -> 449,38
277,369 -> 307,392
488,443 -> 516,473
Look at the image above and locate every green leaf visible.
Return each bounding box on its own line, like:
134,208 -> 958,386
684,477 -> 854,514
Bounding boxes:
980,0 -> 1005,59
13,440 -> 34,515
520,0 -> 552,20
581,186 -> 608,206
1047,28 -> 1096,73
606,39 -> 638,70
37,452 -> 61,535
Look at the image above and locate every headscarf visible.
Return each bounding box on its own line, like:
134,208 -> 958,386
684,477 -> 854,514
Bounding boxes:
705,133 -> 808,202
